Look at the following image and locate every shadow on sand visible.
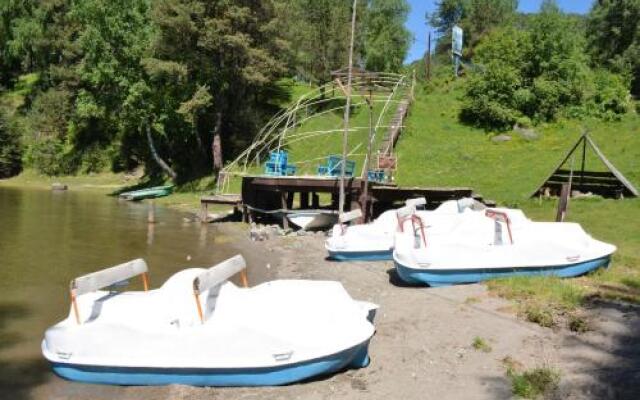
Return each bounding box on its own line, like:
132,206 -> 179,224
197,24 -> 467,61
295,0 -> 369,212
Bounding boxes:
558,298 -> 640,399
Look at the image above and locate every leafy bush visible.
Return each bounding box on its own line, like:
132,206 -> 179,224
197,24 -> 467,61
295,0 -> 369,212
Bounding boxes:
0,112 -> 22,178
508,366 -> 561,399
24,137 -> 72,176
472,336 -> 492,353
460,7 -> 631,130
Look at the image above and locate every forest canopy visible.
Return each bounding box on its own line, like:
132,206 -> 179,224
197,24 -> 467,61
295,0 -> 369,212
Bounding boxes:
0,0 -> 412,180
429,0 -> 636,130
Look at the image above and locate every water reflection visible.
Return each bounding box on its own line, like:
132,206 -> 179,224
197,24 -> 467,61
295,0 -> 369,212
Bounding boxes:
0,186 -> 271,396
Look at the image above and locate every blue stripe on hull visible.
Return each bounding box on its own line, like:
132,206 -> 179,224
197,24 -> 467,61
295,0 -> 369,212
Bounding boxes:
328,249 -> 392,261
394,256 -> 611,287
50,341 -> 371,386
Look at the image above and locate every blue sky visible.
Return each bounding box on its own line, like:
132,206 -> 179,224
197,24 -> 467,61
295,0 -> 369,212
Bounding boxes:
405,0 -> 595,63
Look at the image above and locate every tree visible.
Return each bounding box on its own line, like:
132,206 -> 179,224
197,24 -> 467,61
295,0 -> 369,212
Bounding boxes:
148,0 -> 287,177
587,0 -> 640,95
364,0 -> 412,72
276,0 -> 365,84
461,3 -> 630,130
0,110 -> 22,178
429,0 -> 468,35
429,0 -> 517,56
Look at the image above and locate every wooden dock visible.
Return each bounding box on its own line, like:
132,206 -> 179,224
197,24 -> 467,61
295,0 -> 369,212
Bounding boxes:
206,175 -> 494,225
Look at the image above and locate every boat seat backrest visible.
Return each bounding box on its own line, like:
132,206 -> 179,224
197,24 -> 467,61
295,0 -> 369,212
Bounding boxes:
405,197 -> 427,208
396,205 -> 416,231
192,255 -> 247,323
193,255 -> 247,295
71,259 -> 148,296
339,209 -> 363,224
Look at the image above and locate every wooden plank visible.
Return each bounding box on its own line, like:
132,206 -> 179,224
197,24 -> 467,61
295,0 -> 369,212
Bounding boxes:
555,169 -> 616,178
372,186 -> 474,203
201,194 -> 242,205
548,175 -> 620,185
281,192 -> 289,229
542,182 -> 625,197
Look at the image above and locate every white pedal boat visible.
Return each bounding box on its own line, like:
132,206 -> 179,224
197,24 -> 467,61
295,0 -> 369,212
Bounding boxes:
325,198 -> 490,261
393,208 -> 616,286
42,255 -> 377,386
286,209 -> 339,230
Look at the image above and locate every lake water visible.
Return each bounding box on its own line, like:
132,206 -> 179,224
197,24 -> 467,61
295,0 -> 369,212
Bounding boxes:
0,186 -> 271,397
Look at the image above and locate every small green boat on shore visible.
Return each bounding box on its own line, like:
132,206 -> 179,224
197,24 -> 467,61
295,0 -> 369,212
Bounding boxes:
119,185 -> 174,201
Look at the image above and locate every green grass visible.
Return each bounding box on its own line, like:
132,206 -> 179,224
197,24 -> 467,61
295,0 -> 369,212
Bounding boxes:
472,336 -> 492,352
395,79 -> 640,202
392,74 -> 640,314
507,365 -> 561,399
220,79 -> 409,193
0,73 -> 39,116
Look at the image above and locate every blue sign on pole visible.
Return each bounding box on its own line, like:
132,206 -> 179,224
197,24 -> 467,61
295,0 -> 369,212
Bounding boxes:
452,25 -> 463,76
452,25 -> 463,56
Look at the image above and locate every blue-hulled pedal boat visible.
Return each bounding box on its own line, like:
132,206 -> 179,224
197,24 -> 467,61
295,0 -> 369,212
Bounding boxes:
43,255 -> 377,386
393,208 -> 616,286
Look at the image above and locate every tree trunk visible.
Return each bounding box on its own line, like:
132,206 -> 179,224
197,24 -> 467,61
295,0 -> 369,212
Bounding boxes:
212,110 -> 223,174
146,123 -> 177,181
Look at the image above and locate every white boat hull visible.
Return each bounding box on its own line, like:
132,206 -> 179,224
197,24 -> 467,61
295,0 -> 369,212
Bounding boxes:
43,268 -> 377,386
392,213 -> 616,286
287,211 -> 338,230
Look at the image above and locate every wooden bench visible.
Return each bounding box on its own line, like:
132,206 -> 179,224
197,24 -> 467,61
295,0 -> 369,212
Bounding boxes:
200,194 -> 242,222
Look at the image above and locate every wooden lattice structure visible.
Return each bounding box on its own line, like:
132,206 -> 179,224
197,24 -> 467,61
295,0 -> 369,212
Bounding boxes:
531,132 -> 638,199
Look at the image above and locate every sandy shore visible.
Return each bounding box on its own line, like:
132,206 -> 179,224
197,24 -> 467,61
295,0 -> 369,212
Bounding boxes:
21,225 -> 640,400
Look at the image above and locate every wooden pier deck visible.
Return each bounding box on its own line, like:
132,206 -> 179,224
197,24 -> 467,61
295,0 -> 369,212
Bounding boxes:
224,175 -> 494,225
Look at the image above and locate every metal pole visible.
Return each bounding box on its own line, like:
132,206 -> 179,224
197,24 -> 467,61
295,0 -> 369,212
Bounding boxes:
361,87 -> 374,221
339,0 -> 358,215
426,31 -> 431,81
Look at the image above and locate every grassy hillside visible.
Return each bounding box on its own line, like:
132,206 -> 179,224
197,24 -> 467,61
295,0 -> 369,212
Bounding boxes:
394,74 -> 640,316
220,79 -> 409,194
396,78 -> 640,202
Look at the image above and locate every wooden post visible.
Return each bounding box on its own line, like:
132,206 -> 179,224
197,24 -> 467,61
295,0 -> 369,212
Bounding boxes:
281,192 -> 289,229
361,87 -> 374,221
580,135 -> 587,188
338,0 -> 358,215
242,204 -> 249,223
300,192 -> 309,209
286,192 -> 294,210
200,201 -> 208,223
556,183 -> 570,222
312,192 -> 320,208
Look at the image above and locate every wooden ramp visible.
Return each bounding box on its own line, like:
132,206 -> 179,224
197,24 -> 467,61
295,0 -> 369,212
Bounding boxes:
379,99 -> 410,156
531,132 -> 638,199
